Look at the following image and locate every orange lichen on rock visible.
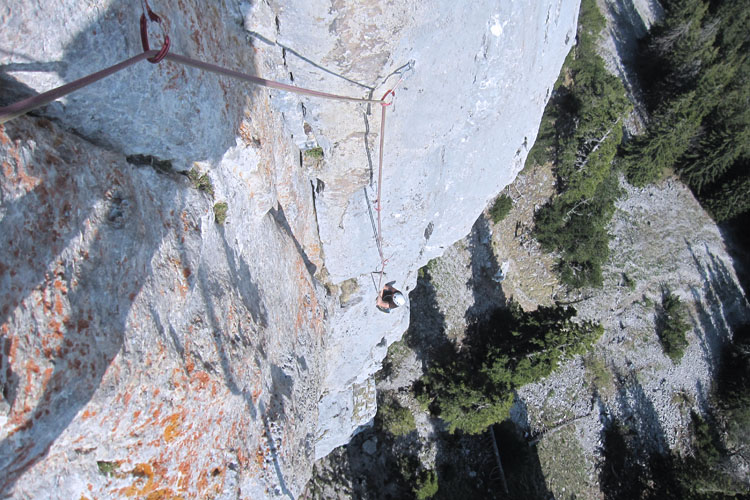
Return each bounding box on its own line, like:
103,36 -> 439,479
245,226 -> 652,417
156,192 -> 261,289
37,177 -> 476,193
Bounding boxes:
121,462 -> 168,498
1,139 -> 41,190
2,160 -> 11,178
238,121 -> 255,147
132,463 -> 153,478
251,377 -> 262,405
145,488 -> 177,500
53,279 -> 68,293
170,367 -> 187,390
40,367 -> 53,392
177,461 -> 192,491
54,294 -> 64,315
163,413 -> 182,443
25,359 -> 40,390
190,370 -> 210,391
195,469 -> 209,492
236,448 -> 249,470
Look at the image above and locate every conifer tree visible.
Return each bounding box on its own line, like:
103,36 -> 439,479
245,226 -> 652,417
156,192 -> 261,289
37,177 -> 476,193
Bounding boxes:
703,174 -> 750,222
529,0 -> 630,287
623,0 -> 750,221
419,303 -> 602,434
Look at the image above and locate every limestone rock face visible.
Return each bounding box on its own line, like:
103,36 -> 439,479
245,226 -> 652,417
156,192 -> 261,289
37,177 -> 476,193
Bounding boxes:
260,0 -> 579,458
1,0 -> 578,497
0,113 -> 330,497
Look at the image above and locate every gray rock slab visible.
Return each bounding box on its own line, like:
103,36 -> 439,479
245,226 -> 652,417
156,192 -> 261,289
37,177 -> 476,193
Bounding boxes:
265,0 -> 579,459
1,0 -> 580,496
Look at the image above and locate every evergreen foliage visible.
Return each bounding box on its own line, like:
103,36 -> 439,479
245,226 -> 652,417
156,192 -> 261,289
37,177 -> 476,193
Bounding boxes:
418,302 -> 602,434
674,412 -> 748,498
414,470 -> 439,500
529,0 -> 631,288
488,194 -> 513,224
675,323 -> 750,497
535,171 -> 621,288
598,324 -> 750,498
717,324 -> 750,464
376,393 -> 417,437
624,0 -> 750,221
703,170 -> 750,222
656,290 -> 691,363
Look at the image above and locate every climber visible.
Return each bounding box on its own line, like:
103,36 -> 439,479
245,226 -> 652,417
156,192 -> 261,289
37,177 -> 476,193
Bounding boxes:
376,281 -> 405,313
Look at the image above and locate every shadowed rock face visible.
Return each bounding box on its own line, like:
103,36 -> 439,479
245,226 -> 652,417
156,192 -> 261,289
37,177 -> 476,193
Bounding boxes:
0,113 -> 328,498
0,0 -> 252,170
1,0 -> 578,497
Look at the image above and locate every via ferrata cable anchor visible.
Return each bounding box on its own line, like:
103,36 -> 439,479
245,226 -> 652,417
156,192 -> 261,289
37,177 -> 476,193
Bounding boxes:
140,0 -> 170,63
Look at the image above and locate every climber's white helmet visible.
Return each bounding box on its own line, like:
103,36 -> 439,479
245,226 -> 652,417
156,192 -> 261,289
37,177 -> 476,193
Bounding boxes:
392,292 -> 406,307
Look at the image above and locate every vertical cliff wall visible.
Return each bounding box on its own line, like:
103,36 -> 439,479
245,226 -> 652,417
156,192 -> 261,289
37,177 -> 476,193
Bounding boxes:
258,0 -> 579,458
1,0 -> 578,497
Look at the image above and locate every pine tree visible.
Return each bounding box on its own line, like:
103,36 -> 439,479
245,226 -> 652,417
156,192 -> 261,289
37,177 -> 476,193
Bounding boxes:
623,1 -> 750,221
531,0 -> 630,288
420,303 -> 602,434
703,173 -> 750,222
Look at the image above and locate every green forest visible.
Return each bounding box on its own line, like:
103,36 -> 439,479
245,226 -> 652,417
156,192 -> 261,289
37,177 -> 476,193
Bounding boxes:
528,0 -> 631,288
599,326 -> 750,499
308,1 -> 750,498
417,302 -> 602,434
623,0 -> 750,224
521,0 -> 750,497
528,0 -> 750,289
392,0 -> 750,498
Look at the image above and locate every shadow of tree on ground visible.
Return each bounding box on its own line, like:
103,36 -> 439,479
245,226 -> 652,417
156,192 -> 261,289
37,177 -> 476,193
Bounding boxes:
598,368 -> 681,499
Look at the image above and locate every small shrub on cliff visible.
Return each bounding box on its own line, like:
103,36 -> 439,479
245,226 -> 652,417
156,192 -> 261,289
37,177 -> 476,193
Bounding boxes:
214,201 -> 228,225
188,168 -> 215,198
376,393 -> 416,437
489,194 -> 513,223
304,147 -> 324,160
97,461 -> 120,477
622,273 -> 636,292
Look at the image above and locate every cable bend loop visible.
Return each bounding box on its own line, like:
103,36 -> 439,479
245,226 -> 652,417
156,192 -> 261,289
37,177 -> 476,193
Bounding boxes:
140,7 -> 170,63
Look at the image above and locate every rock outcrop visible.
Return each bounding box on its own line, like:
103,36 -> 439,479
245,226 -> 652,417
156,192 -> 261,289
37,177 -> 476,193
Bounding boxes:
1,0 -> 578,497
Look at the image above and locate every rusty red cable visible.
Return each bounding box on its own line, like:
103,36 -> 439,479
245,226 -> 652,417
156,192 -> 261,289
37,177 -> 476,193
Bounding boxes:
375,91 -> 391,290
0,6 -> 387,124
